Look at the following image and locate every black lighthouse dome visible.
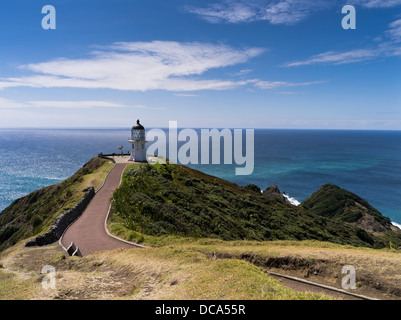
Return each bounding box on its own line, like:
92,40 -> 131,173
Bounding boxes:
132,119 -> 144,131
130,119 -> 146,141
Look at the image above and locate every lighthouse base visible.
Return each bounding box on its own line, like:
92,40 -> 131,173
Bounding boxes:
128,155 -> 148,163
128,144 -> 147,162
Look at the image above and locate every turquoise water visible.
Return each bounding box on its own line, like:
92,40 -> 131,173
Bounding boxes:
0,129 -> 400,224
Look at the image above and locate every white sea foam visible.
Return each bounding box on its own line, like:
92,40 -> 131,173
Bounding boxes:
283,194 -> 301,206
391,221 -> 401,230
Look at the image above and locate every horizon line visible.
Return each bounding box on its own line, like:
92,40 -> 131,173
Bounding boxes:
0,127 -> 400,132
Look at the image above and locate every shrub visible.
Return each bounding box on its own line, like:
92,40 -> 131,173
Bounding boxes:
244,184 -> 261,193
32,216 -> 43,228
110,165 -> 400,248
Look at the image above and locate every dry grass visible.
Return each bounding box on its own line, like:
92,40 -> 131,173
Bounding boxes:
0,240 -> 331,300
2,234 -> 401,300
106,222 -> 401,299
174,239 -> 401,299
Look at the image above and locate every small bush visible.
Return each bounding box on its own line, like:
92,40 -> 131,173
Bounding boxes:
32,216 -> 43,228
244,184 -> 261,193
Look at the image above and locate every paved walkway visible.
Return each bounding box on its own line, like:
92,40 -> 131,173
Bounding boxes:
61,163 -> 138,256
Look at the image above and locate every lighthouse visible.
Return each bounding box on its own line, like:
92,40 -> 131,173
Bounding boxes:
128,120 -> 147,162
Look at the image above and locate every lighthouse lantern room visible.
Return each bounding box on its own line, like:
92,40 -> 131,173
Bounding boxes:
128,119 -> 147,162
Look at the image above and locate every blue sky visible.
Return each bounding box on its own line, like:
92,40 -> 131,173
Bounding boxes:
0,0 -> 400,129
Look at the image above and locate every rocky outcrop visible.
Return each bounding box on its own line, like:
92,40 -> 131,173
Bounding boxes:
262,185 -> 289,203
301,184 -> 394,234
25,187 -> 95,247
351,211 -> 390,233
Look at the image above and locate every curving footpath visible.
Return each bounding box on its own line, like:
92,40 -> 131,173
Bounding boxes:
61,163 -> 140,257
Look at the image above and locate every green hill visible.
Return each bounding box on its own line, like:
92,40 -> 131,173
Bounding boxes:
0,158 -> 113,252
1,158 -> 400,253
110,162 -> 401,249
302,184 -> 391,227
301,183 -> 401,247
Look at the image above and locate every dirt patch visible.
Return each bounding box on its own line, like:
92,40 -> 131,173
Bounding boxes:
52,267 -> 139,300
0,243 -> 141,300
51,255 -> 141,299
351,211 -> 388,233
207,251 -> 327,277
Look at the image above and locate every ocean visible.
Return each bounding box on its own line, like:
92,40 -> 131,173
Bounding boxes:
1,128 -> 400,226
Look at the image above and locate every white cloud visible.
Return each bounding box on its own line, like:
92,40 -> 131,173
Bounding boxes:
277,91 -> 300,94
253,79 -> 325,88
0,41 -> 264,92
235,69 -> 253,75
387,18 -> 401,42
0,98 -> 28,109
284,17 -> 401,67
174,93 -> 199,97
29,101 -> 163,109
186,2 -> 257,23
186,0 -> 401,25
0,98 -> 162,110
0,41 -> 324,94
351,0 -> 401,8
186,0 -> 332,25
263,0 -> 330,25
284,49 -> 379,66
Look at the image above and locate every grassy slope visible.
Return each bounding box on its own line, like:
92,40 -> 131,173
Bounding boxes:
0,240 -> 331,300
2,237 -> 401,300
0,161 -> 400,299
0,157 -> 114,252
109,163 -> 400,249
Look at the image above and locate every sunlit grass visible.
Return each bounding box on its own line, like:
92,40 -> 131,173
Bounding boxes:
0,240 -> 332,300
40,159 -> 115,233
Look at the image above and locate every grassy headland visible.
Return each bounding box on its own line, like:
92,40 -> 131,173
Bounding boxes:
0,157 -> 114,252
109,162 -> 401,249
1,158 -> 401,300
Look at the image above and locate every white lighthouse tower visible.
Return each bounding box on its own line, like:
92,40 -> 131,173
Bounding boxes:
128,119 -> 147,162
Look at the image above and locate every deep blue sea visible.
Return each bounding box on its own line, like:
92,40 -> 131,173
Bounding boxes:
1,129 -> 400,225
